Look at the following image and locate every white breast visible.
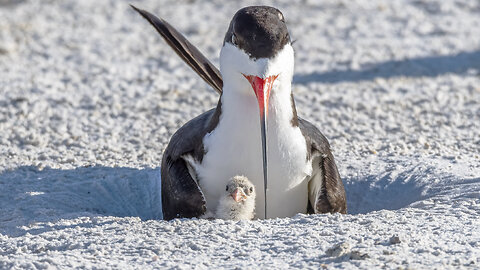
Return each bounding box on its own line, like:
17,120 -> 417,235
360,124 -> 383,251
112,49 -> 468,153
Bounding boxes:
187,89 -> 311,219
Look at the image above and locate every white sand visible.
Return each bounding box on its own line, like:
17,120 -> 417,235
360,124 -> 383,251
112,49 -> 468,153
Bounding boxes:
1,0 -> 479,268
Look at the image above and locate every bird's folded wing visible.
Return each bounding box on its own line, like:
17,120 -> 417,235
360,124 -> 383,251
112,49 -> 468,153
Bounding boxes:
160,110 -> 217,220
298,118 -> 347,214
161,156 -> 206,220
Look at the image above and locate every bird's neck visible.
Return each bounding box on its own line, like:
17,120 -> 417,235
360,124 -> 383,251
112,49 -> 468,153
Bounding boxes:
219,79 -> 298,127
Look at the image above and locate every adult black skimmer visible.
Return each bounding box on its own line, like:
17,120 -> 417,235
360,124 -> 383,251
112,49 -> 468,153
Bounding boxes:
132,5 -> 347,220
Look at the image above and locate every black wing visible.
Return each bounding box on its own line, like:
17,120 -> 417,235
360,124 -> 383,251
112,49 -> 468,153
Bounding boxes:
161,157 -> 205,220
298,118 -> 347,214
131,5 -> 223,94
160,110 -> 217,220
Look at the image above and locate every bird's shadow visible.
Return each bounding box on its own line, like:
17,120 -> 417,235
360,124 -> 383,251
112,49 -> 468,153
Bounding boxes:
293,50 -> 480,84
0,166 -> 162,237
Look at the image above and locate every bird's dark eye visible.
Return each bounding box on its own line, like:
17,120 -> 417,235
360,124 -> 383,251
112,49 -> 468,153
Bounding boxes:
249,187 -> 253,193
226,185 -> 229,191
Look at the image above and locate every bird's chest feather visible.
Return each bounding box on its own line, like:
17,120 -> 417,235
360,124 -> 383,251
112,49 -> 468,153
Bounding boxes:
191,94 -> 312,218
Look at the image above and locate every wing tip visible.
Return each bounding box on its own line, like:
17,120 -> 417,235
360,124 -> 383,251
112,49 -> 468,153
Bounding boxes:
130,4 -> 157,24
129,3 -> 142,13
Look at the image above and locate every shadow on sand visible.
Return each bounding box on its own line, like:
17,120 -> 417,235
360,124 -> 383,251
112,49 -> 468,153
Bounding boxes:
0,0 -> 26,8
343,163 -> 480,215
293,50 -> 480,84
2,163 -> 478,236
0,166 -> 162,236
343,170 -> 428,215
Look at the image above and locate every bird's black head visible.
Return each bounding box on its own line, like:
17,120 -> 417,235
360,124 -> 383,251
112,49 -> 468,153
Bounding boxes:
224,6 -> 291,60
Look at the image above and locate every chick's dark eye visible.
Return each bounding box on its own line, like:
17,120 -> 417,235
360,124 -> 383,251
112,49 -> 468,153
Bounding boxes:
226,185 -> 228,191
249,187 -> 253,193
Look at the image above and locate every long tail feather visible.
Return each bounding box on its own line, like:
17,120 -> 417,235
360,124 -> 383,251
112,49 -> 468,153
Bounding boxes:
131,5 -> 223,94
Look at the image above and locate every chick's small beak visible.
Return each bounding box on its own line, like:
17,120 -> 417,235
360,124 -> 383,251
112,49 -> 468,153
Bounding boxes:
231,188 -> 247,202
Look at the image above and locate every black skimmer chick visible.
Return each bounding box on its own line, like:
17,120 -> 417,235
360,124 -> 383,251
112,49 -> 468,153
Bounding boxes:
215,175 -> 256,220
